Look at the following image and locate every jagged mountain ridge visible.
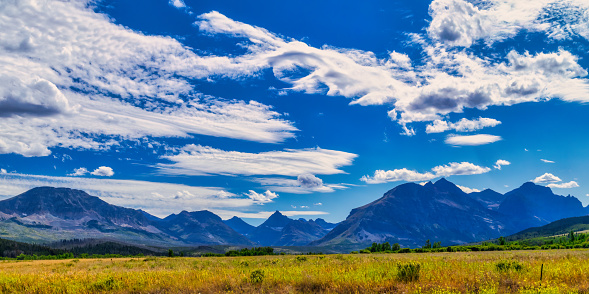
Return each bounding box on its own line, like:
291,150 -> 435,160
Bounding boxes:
312,179 -> 588,249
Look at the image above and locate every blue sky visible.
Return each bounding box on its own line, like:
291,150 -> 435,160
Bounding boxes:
1,0 -> 589,225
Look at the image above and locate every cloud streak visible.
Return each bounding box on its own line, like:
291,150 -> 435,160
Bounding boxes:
157,145 -> 357,177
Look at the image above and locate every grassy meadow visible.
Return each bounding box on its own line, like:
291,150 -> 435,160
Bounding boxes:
1,250 -> 588,293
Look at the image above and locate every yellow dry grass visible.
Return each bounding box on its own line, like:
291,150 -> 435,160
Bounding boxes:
0,250 -> 588,293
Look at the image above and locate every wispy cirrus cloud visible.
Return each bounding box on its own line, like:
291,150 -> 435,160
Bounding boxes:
157,145 -> 357,177
0,0 -> 297,157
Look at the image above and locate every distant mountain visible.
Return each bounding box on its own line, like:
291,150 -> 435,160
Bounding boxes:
498,182 -> 587,231
247,211 -> 292,246
506,215 -> 589,241
274,219 -> 329,246
467,189 -> 505,210
159,211 -> 254,246
0,187 -> 252,247
312,218 -> 338,230
311,179 -> 511,249
247,211 -> 333,246
223,216 -> 255,235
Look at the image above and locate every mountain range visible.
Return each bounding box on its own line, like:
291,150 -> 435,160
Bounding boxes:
0,179 -> 587,251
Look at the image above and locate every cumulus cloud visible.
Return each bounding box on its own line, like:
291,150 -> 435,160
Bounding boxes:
0,0 -> 297,157
157,145 -> 357,177
194,10 -> 589,136
169,0 -> 186,8
428,0 -> 589,47
494,159 -> 511,170
532,173 -> 562,184
0,169 -> 6,174
90,166 -> 114,177
314,202 -> 322,206
0,172 -> 253,218
432,162 -> 491,177
297,174 -> 323,188
445,134 -> 502,146
541,159 -> 555,163
69,167 -> 89,176
361,161 -> 491,184
360,168 -> 435,184
252,176 -> 349,194
426,117 -> 501,133
547,181 -> 579,189
245,190 -> 278,204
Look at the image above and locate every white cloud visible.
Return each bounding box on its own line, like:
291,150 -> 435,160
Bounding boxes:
297,174 -> 323,188
157,145 -> 357,177
532,173 -> 562,184
245,190 -> 278,204
0,172 -> 254,218
432,162 -> 491,177
426,117 -> 501,133
314,202 -> 322,206
360,168 -> 435,184
0,169 -> 6,174
0,1 -> 297,157
428,0 -> 589,47
252,176 -> 349,194
169,0 -> 186,8
494,159 -> 511,170
361,161 -> 491,184
69,167 -> 89,176
445,134 -> 502,146
457,185 -> 481,194
547,181 -> 580,189
90,166 -> 114,177
541,159 -> 555,163
194,10 -> 589,136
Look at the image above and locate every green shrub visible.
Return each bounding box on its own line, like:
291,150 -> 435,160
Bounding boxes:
396,262 -> 420,282
495,260 -> 524,273
295,256 -> 307,262
250,269 -> 265,284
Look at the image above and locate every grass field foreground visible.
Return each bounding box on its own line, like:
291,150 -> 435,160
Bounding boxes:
0,250 -> 588,293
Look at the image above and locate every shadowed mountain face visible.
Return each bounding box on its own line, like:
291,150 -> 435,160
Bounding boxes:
311,179 -> 511,249
498,182 -> 587,232
0,187 -> 155,229
223,216 -> 255,235
247,211 -> 293,246
246,211 -> 334,246
159,211 -> 254,246
467,189 -> 505,210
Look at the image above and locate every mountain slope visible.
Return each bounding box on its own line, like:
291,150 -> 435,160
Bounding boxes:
467,189 -> 505,210
247,211 -> 293,246
274,219 -> 329,246
223,216 -> 255,235
159,211 -> 254,246
506,215 -> 589,241
312,179 -> 510,249
0,187 -> 253,247
498,182 -> 586,231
